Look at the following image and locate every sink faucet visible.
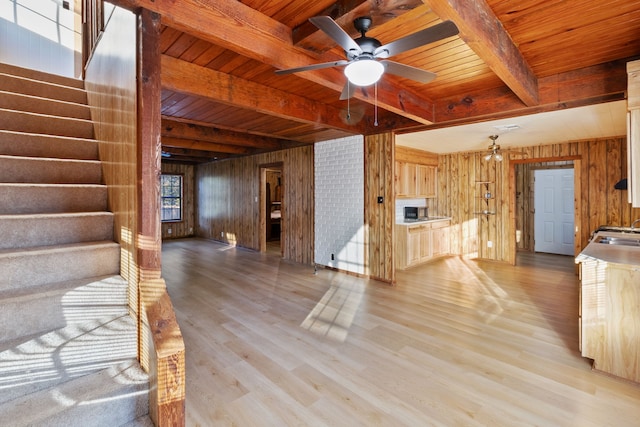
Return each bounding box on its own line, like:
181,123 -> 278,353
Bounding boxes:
632,219 -> 640,229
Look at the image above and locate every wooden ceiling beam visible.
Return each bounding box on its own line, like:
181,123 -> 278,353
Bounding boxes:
161,118 -> 288,150
161,137 -> 257,155
400,59 -> 627,131
292,0 -> 367,48
161,55 -> 366,134
293,0 -> 425,51
161,146 -> 232,160
107,0 -> 437,125
163,153 -> 230,164
426,0 -> 539,107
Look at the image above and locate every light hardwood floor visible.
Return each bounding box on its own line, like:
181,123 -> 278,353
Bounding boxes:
162,238 -> 640,426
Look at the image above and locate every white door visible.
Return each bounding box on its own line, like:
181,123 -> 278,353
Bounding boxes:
534,168 -> 575,255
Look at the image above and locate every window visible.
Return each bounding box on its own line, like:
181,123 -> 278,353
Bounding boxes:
161,174 -> 182,222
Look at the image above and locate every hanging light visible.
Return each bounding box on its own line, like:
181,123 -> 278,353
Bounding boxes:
344,59 -> 384,86
484,135 -> 502,162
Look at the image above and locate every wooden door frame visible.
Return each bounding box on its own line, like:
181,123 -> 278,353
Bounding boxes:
508,155 -> 582,265
259,162 -> 284,254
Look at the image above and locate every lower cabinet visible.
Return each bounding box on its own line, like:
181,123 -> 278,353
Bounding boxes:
396,220 -> 450,269
406,224 -> 426,265
579,259 -> 640,383
431,221 -> 450,256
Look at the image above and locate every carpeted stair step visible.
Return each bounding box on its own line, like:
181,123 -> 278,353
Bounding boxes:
0,183 -> 107,214
122,416 -> 156,427
0,241 -> 120,293
0,72 -> 87,105
0,130 -> 99,160
0,358 -> 148,427
0,155 -> 102,184
0,90 -> 91,120
0,274 -> 128,347
0,108 -> 94,139
0,212 -> 113,250
0,62 -> 149,425
0,62 -> 85,89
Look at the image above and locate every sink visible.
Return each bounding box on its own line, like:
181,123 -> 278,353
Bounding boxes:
594,225 -> 640,234
595,236 -> 640,247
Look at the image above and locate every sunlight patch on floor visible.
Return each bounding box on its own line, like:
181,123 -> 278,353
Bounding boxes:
442,257 -> 511,323
300,276 -> 364,342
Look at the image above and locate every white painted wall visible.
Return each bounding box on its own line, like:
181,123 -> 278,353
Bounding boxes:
314,135 -> 365,275
0,0 -> 79,77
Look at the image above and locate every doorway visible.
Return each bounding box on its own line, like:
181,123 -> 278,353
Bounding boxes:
510,156 -> 581,265
259,164 -> 283,255
534,168 -> 575,255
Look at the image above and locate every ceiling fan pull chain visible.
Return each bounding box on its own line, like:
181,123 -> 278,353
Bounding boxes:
374,82 -> 379,126
346,80 -> 351,120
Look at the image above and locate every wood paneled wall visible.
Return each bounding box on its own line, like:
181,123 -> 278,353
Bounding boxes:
365,133 -> 395,283
437,149 -> 507,261
161,162 -> 195,240
196,146 -> 314,265
438,137 -> 640,263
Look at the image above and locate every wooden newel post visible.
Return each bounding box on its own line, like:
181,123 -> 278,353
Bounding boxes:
137,8 -> 186,427
137,7 -> 162,281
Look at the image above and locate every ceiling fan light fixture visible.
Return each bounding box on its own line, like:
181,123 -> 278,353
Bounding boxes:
483,135 -> 504,162
344,59 -> 384,86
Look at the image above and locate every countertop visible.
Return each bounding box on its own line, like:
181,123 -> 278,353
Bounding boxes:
576,230 -> 640,265
396,217 -> 451,225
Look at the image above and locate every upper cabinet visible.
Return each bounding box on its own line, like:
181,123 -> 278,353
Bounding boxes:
627,60 -> 640,207
395,146 -> 438,198
395,162 -> 437,198
417,164 -> 437,198
396,161 -> 417,197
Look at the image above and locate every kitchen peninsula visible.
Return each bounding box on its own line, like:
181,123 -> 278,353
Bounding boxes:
576,228 -> 640,383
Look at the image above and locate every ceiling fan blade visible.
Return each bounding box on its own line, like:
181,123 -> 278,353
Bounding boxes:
309,16 -> 362,54
339,82 -> 356,100
375,20 -> 459,58
381,60 -> 436,83
275,60 -> 349,75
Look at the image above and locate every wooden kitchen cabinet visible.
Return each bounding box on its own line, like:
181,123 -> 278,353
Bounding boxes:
395,161 -> 417,197
395,161 -> 437,198
431,221 -> 450,256
419,225 -> 432,259
406,224 -> 425,265
577,235 -> 640,383
627,60 -> 640,207
417,164 -> 437,198
395,219 -> 450,269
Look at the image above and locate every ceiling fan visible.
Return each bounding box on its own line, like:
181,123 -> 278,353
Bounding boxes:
484,135 -> 503,162
275,16 -> 459,99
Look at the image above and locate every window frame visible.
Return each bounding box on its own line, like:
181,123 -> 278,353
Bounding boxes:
160,173 -> 183,223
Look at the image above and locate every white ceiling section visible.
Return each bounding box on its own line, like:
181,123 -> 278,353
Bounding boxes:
396,100 -> 627,154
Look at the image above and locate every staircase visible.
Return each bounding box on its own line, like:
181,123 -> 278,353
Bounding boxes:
0,63 -> 151,426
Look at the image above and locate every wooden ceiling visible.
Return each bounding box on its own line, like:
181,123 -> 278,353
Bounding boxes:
113,0 -> 640,163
